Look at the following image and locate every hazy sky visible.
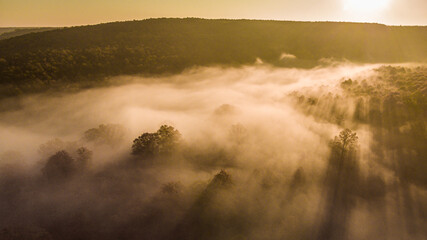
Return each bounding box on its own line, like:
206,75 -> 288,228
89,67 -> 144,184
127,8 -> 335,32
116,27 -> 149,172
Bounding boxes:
0,0 -> 426,27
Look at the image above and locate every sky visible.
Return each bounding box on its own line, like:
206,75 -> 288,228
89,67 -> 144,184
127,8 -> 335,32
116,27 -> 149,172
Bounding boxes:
0,0 -> 426,27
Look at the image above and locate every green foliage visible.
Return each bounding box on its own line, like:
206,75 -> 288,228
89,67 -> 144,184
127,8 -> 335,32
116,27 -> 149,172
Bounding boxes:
0,18 -> 426,97
132,125 -> 181,157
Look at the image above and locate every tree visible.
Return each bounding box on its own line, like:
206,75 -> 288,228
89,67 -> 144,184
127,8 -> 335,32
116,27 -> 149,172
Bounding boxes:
42,150 -> 76,180
156,125 -> 182,154
75,147 -> 92,169
132,125 -> 181,157
131,132 -> 159,157
319,129 -> 359,240
42,147 -> 92,180
331,128 -> 358,155
209,170 -> 232,189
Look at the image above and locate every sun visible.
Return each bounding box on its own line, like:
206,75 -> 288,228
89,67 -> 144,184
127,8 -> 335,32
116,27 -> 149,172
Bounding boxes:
343,0 -> 390,12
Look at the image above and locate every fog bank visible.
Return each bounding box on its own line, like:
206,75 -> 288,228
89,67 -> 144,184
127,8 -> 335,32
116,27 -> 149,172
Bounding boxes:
0,63 -> 426,240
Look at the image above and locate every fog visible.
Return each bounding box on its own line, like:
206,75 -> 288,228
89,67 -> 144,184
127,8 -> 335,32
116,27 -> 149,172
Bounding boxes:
0,63 -> 426,240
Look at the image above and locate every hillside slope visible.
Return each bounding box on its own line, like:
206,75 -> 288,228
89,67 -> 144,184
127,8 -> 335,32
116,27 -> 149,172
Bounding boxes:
0,28 -> 57,40
0,18 -> 426,96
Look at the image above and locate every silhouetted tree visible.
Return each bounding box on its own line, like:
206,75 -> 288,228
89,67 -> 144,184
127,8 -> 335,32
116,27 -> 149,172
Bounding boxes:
42,151 -> 76,180
330,128 -> 358,157
132,125 -> 181,157
318,129 -> 360,240
209,170 -> 232,189
42,147 -> 92,180
131,132 -> 159,157
75,147 -> 92,169
156,125 -> 182,154
172,169 -> 233,240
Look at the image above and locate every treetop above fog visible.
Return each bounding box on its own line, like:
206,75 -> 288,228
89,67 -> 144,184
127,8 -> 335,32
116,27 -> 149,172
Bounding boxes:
331,129 -> 359,154
132,125 -> 182,157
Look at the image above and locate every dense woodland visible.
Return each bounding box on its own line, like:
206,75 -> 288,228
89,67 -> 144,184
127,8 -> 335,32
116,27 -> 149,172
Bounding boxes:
0,18 -> 427,97
0,28 -> 56,41
0,65 -> 426,240
0,124 -> 367,240
294,66 -> 426,188
0,18 -> 426,240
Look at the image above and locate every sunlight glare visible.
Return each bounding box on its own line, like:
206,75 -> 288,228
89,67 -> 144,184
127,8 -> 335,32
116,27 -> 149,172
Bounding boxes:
343,0 -> 390,12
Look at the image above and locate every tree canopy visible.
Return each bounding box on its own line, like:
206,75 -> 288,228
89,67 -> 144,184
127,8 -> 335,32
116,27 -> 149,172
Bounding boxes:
0,18 -> 426,97
132,125 -> 182,157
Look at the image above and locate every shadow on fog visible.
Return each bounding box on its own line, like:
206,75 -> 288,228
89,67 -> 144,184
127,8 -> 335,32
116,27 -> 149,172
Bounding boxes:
316,129 -> 362,240
0,64 -> 426,240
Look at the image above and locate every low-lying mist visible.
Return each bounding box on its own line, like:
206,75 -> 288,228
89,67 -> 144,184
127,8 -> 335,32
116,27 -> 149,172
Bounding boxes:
0,63 -> 426,240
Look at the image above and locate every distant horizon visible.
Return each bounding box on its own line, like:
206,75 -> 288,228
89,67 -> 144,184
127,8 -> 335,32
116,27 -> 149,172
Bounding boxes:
0,1 -> 425,239
1,0 -> 426,27
1,17 -> 427,28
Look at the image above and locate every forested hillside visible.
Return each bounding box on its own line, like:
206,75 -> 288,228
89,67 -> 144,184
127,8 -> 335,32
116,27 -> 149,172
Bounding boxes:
0,28 -> 57,40
0,18 -> 426,97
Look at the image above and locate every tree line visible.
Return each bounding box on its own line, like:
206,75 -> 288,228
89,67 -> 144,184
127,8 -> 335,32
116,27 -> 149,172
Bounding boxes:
1,18 -> 426,97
